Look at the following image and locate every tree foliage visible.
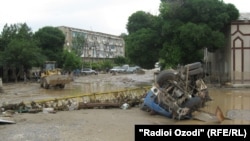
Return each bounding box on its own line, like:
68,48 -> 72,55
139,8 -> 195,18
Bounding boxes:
0,24 -> 84,82
125,28 -> 161,69
126,11 -> 158,34
125,0 -> 239,68
158,0 -> 239,66
0,23 -> 33,51
34,26 -> 65,66
125,11 -> 162,68
113,56 -> 128,65
2,39 -> 44,68
0,23 -> 45,82
61,50 -> 82,71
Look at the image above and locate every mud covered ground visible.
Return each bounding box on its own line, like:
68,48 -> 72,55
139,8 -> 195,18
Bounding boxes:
0,69 -> 250,141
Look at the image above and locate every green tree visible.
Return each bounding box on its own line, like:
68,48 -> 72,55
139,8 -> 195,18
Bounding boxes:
125,0 -> 239,69
34,26 -> 65,66
0,23 -> 33,51
2,39 -> 44,81
113,56 -> 128,65
125,28 -> 160,69
126,11 -> 156,34
61,50 -> 82,71
100,60 -> 113,71
159,0 -> 239,66
0,23 -> 44,82
125,11 -> 162,68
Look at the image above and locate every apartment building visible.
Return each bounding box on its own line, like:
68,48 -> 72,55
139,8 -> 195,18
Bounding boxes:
57,26 -> 125,62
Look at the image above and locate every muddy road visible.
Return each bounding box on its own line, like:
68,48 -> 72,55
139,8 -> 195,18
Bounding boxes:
0,70 -> 250,141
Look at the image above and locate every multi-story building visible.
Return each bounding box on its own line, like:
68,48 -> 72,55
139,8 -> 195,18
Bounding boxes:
57,26 -> 125,62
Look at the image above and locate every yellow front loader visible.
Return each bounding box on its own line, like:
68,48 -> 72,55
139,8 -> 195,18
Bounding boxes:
40,61 -> 73,89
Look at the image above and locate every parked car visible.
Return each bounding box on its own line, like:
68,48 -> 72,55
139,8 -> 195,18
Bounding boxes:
125,67 -> 138,74
109,66 -> 125,73
121,64 -> 129,70
81,68 -> 98,75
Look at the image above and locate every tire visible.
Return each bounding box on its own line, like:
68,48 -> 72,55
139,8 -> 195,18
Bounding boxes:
156,70 -> 176,87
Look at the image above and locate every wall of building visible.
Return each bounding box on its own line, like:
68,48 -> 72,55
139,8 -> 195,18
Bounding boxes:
230,20 -> 250,84
206,48 -> 231,84
209,13 -> 250,85
57,26 -> 125,61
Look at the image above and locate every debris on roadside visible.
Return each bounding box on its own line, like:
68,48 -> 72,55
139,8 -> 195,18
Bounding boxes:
140,62 -> 219,121
120,103 -> 130,110
1,110 -> 16,117
43,108 -> 56,114
0,87 -> 148,117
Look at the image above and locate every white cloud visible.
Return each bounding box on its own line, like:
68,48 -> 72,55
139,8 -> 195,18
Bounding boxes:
0,0 -> 160,35
0,0 -> 249,35
223,0 -> 249,13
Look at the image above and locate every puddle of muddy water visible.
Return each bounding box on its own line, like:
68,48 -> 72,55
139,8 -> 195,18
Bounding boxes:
175,88 -> 250,124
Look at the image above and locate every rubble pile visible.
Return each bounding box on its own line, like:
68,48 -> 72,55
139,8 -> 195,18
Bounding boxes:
0,87 -> 149,115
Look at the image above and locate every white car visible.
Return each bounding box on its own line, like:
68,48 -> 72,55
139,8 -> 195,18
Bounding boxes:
109,66 -> 125,73
81,68 -> 98,75
125,67 -> 139,73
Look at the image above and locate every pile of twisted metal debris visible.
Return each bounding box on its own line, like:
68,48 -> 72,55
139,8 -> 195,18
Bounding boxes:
140,62 -> 213,120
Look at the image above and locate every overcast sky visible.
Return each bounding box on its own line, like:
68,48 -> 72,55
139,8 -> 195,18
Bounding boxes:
0,0 -> 249,36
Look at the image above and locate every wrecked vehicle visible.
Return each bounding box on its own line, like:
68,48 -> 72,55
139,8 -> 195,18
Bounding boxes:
141,62 -> 211,120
